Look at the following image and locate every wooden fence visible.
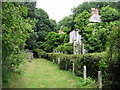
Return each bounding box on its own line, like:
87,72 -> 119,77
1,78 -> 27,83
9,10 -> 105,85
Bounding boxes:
57,58 -> 102,89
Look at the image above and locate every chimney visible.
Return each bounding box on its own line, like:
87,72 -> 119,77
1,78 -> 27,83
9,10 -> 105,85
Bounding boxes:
89,8 -> 101,23
91,8 -> 99,15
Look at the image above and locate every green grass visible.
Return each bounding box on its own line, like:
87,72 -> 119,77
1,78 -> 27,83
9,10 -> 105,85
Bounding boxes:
3,58 -> 97,88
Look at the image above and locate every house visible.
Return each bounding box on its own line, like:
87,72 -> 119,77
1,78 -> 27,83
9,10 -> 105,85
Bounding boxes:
69,8 -> 101,54
69,29 -> 81,44
57,8 -> 101,54
68,29 -> 86,54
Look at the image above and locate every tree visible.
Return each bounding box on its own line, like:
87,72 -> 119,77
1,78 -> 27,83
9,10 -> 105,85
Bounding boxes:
2,2 -> 34,82
81,20 -> 119,53
100,5 -> 120,22
104,21 -> 120,88
25,8 -> 58,50
58,15 -> 74,33
24,2 -> 36,19
74,11 -> 91,35
49,19 -> 58,32
73,5 -> 120,53
83,23 -> 109,52
42,32 -> 69,52
72,1 -> 120,17
12,2 -> 36,19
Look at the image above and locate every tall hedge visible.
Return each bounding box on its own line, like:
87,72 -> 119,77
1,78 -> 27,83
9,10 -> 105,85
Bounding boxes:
46,52 -> 105,78
104,21 -> 120,88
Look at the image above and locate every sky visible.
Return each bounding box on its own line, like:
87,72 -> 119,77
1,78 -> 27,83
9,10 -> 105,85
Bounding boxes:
36,0 -> 89,22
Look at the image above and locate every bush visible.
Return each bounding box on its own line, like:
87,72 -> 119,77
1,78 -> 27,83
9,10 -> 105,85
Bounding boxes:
46,52 -> 105,78
2,2 -> 34,83
63,43 -> 73,46
74,53 -> 105,78
42,32 -> 69,52
103,21 -> 120,88
55,43 -> 73,54
2,51 -> 28,82
33,48 -> 47,58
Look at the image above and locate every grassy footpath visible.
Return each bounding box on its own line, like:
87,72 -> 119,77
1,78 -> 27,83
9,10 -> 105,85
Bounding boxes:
3,58 -> 97,88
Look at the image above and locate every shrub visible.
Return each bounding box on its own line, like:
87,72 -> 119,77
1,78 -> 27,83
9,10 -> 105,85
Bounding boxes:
33,48 -> 47,58
2,2 -> 34,83
63,43 -> 73,46
55,44 -> 73,54
103,21 -> 120,88
2,51 -> 28,82
42,32 -> 69,52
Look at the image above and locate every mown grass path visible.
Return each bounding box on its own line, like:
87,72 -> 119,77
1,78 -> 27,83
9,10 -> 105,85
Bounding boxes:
3,58 -> 96,88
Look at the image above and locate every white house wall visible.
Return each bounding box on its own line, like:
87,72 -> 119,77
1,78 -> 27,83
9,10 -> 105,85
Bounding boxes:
69,30 -> 82,44
76,31 -> 82,44
69,30 -> 75,43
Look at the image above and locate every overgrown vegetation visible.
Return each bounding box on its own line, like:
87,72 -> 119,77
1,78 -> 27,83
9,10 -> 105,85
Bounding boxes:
2,2 -> 34,82
33,48 -> 47,58
2,1 -> 120,88
42,32 -> 69,52
55,43 -> 73,54
58,2 -> 120,53
102,22 -> 120,88
44,52 -> 105,79
25,8 -> 58,50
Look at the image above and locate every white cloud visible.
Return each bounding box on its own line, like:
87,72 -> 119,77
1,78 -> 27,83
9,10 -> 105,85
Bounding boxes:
36,0 -> 86,22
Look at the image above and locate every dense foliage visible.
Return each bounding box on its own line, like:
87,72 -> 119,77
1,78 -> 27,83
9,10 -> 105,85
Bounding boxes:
42,32 -> 69,52
58,15 -> 74,33
100,5 -> 120,22
2,2 -> 34,82
72,1 -> 120,17
43,52 -> 105,79
38,2 -> 120,88
33,48 -> 47,58
82,20 -> 119,53
73,6 -> 120,53
57,2 -> 120,53
2,1 -> 120,88
25,8 -> 58,50
55,43 -> 73,54
57,1 -> 120,34
103,22 -> 120,88
74,11 -> 91,34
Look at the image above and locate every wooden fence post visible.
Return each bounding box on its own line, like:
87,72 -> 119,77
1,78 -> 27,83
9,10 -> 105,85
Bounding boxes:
57,58 -> 60,64
83,65 -> 86,80
98,71 -> 102,88
72,62 -> 75,73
